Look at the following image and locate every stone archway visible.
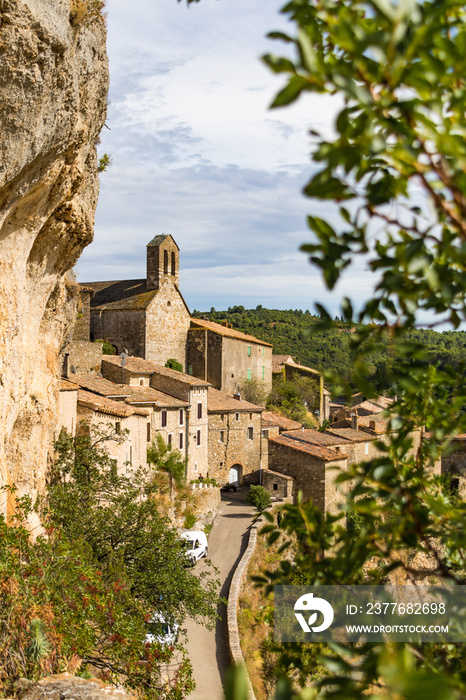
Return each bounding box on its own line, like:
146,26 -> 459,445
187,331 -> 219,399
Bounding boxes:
229,464 -> 242,486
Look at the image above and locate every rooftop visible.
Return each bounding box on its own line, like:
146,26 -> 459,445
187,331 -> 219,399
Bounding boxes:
60,379 -> 79,392
147,234 -> 178,249
207,387 -> 263,413
270,434 -> 347,462
190,318 -> 273,346
261,411 -> 302,431
282,429 -> 351,447
102,355 -> 211,387
325,427 -> 377,442
123,384 -> 189,408
77,389 -> 150,418
67,374 -> 131,398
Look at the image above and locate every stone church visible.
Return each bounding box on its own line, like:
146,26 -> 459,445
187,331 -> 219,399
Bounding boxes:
86,235 -> 191,369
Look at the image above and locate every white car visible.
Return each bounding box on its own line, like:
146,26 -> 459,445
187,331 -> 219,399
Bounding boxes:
180,530 -> 208,565
145,612 -> 179,646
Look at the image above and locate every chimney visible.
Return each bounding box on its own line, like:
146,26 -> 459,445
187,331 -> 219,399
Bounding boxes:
351,412 -> 359,430
233,391 -> 242,401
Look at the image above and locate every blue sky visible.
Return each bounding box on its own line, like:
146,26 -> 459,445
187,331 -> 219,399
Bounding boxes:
76,0 -> 371,315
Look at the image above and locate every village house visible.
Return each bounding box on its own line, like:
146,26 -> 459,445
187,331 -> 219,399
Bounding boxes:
187,317 -> 273,394
101,355 -> 210,481
206,387 -> 263,485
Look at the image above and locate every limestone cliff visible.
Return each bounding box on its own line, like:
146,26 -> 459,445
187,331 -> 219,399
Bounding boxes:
0,0 -> 108,518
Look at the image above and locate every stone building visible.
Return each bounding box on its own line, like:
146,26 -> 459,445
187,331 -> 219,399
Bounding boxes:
75,389 -> 150,474
207,388 -> 263,485
58,380 -> 79,437
268,433 -> 348,513
63,285 -> 103,375
85,235 -> 191,369
260,469 -> 294,504
101,355 -> 210,481
187,318 -> 273,394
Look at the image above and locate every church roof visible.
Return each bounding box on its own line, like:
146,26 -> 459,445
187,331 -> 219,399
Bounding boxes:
86,279 -> 158,310
190,318 -> 273,346
147,234 -> 179,249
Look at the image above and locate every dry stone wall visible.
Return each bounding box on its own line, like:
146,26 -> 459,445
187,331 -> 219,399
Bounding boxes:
0,0 -> 108,517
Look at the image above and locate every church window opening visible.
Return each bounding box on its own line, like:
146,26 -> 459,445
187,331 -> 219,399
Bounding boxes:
171,252 -> 176,276
164,250 -> 168,275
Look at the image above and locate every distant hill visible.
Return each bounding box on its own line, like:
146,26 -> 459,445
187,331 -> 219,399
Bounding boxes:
192,307 -> 466,391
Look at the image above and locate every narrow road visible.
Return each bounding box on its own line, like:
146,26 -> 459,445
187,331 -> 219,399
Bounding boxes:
183,488 -> 256,700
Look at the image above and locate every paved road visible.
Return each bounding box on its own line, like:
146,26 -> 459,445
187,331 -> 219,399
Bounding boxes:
183,489 -> 256,700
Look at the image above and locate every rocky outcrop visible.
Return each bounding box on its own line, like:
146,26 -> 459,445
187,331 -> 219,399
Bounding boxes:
0,0 -> 108,519
22,674 -> 137,700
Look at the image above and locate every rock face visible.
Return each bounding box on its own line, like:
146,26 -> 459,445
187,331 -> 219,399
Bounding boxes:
23,674 -> 137,700
0,0 -> 108,518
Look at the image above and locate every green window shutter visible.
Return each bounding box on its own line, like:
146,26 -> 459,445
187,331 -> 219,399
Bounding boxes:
247,368 -> 252,381
262,365 -> 265,381
247,345 -> 251,356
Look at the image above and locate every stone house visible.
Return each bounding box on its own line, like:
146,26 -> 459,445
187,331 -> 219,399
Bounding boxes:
101,355 -> 210,481
260,469 -> 294,504
187,318 -> 273,394
207,388 -> 263,485
58,380 -> 79,437
76,389 -> 150,474
85,235 -> 191,370
268,433 -> 348,513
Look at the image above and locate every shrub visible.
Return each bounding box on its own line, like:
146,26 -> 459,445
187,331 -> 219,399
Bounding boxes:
165,358 -> 183,372
246,485 -> 272,513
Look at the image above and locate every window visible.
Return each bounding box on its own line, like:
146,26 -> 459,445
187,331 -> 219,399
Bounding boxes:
196,429 -> 201,446
249,413 -> 253,420
247,345 -> 251,356
197,402 -> 202,420
147,423 -> 151,442
248,427 -> 254,440
194,463 -> 198,472
168,433 -> 172,446
365,443 -> 369,455
263,347 -> 265,357
179,409 -> 184,425
115,421 -> 121,434
220,461 -> 224,468
262,365 -> 265,382
171,251 -> 176,276
235,413 -> 239,421
161,410 -> 167,428
179,432 -> 183,449
188,364 -> 193,375
262,429 -> 269,438
247,368 -> 252,381
220,430 -> 225,443
163,249 -> 168,275
273,483 -> 278,491
140,379 -> 144,386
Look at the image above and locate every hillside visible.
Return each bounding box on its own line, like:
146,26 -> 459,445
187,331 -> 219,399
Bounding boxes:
192,307 -> 466,391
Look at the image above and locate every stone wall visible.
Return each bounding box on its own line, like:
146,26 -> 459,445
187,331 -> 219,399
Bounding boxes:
208,411 -> 262,485
187,328 -> 223,389
260,424 -> 280,470
221,336 -> 272,395
145,282 -> 190,369
261,469 -> 293,503
58,386 -> 78,437
91,309 -> 146,358
66,340 -> 102,374
73,289 -> 93,341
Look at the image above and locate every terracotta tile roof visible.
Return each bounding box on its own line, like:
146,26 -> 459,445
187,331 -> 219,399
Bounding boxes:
261,411 -> 302,431
282,429 -> 351,447
207,387 -> 263,413
68,374 -> 131,398
190,318 -> 272,346
272,354 -> 294,373
270,434 -> 347,462
262,468 -> 294,480
284,360 -> 322,377
261,418 -> 280,429
325,427 -> 376,442
78,389 -> 150,418
123,385 -> 189,408
60,379 -> 79,392
102,356 -> 211,386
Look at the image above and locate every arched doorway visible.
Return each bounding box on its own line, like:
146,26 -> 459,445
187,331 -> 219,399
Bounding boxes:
229,464 -> 242,486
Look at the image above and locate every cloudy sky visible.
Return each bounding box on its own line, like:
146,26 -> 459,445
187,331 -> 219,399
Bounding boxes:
76,0 -> 369,315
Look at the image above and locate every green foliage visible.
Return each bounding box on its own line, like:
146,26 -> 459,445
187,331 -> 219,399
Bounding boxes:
237,377 -> 268,407
165,358 -> 183,372
246,485 -> 272,513
147,434 -> 186,489
94,338 -> 116,355
39,427 -> 219,697
97,153 -> 112,173
267,373 -> 319,427
184,512 -> 196,529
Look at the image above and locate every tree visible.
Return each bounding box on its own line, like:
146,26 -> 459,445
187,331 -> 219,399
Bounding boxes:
165,358 -> 183,372
238,377 -> 268,407
147,433 -> 186,496
246,485 -> 272,514
43,428 -> 219,695
213,0 -> 466,697
267,372 -> 319,427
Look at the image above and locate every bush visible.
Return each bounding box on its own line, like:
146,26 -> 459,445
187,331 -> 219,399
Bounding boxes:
246,485 -> 272,513
165,358 -> 183,372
